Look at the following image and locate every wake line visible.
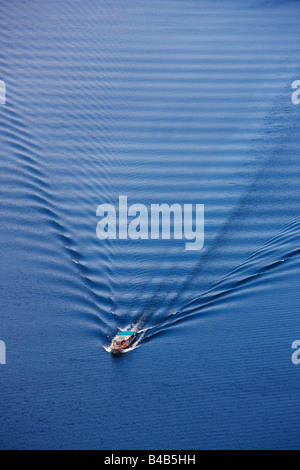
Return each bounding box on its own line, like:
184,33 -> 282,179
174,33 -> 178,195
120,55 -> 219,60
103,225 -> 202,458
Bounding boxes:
141,85 -> 300,320
0,93 -> 113,334
133,216 -> 300,343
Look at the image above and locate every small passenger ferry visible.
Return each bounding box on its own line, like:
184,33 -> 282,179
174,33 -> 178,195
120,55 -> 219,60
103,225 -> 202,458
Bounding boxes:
111,331 -> 136,353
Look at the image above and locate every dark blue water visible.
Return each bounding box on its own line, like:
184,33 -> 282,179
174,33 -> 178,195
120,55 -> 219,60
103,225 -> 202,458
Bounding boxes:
0,0 -> 300,449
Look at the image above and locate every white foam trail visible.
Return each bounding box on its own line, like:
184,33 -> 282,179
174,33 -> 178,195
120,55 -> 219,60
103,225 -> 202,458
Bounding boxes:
137,326 -> 152,333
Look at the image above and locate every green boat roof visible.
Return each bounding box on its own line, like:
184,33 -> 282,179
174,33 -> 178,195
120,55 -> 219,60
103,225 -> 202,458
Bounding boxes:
115,331 -> 135,342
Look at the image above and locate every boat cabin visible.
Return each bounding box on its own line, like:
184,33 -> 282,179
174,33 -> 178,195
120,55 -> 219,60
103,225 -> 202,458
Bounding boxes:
112,331 -> 136,351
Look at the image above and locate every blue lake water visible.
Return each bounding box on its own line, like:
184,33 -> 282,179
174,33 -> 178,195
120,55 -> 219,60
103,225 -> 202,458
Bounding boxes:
0,0 -> 300,450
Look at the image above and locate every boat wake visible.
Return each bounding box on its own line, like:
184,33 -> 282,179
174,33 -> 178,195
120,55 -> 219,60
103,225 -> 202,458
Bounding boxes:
103,215 -> 300,352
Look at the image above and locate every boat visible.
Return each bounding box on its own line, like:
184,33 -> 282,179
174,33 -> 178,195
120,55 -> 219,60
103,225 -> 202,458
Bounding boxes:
111,331 -> 136,353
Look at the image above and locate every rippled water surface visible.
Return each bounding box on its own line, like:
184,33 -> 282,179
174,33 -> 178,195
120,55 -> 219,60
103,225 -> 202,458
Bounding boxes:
0,0 -> 300,449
